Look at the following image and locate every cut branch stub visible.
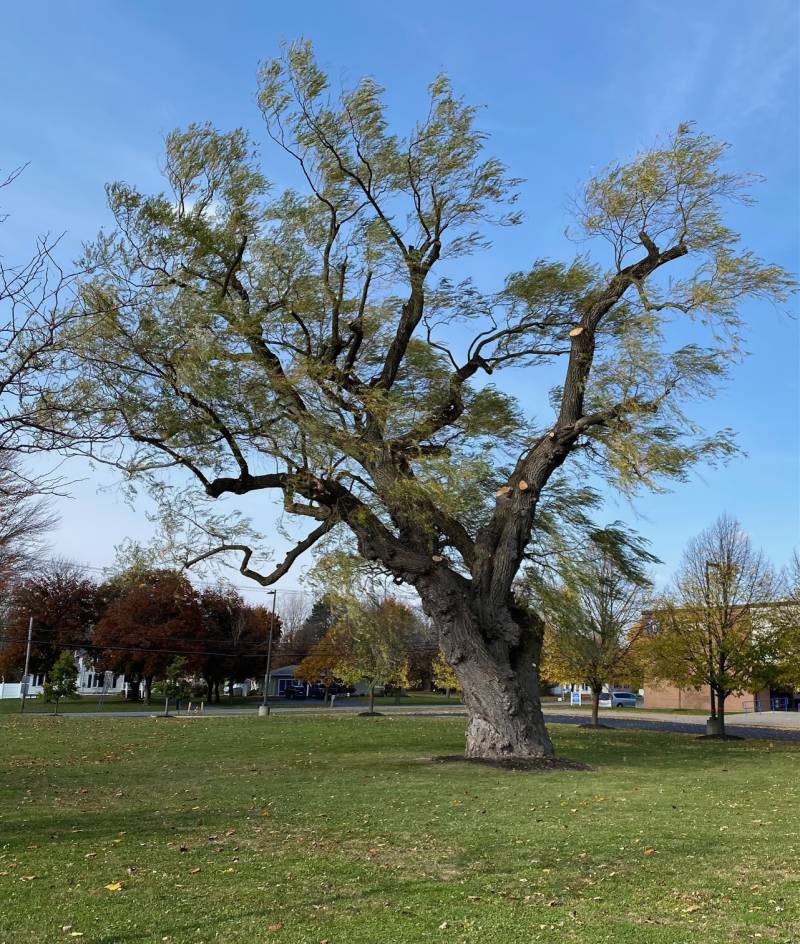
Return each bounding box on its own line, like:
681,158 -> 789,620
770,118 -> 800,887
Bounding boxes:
569,326 -> 585,338
518,480 -> 529,491
494,485 -> 512,498
432,554 -> 444,562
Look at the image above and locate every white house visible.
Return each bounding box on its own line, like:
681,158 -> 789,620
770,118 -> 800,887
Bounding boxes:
0,653 -> 127,700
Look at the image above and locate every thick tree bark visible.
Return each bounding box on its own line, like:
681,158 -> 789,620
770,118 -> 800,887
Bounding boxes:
417,576 -> 553,759
718,692 -> 726,736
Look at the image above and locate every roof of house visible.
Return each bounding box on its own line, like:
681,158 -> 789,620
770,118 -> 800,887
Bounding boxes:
269,664 -> 299,678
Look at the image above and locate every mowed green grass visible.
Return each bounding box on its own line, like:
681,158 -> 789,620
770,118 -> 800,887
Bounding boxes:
0,716 -> 797,944
0,692 -> 463,715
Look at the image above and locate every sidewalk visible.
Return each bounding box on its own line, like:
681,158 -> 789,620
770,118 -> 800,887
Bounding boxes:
541,704 -> 800,731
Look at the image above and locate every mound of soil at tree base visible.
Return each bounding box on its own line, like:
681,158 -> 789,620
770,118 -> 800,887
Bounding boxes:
696,733 -> 744,741
357,711 -> 384,717
431,755 -> 591,772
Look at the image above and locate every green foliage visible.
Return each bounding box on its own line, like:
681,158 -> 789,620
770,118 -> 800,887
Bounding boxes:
48,43 -> 796,601
42,650 -> 78,711
319,598 -> 414,696
531,527 -> 655,692
152,657 -> 192,712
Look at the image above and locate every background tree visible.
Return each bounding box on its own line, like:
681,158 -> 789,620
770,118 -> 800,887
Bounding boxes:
295,628 -> 347,702
321,597 -> 414,715
535,527 -> 655,726
772,553 -> 800,696
0,451 -> 57,595
200,586 -> 279,700
0,559 -> 98,679
92,570 -> 204,703
42,649 -> 78,714
645,515 -> 778,735
276,596 -> 333,667
0,166 -> 81,483
52,43 -> 794,758
432,648 -> 461,698
152,656 -> 191,716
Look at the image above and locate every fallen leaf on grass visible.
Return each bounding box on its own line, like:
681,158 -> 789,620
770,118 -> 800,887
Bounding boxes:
643,848 -> 656,856
190,867 -> 201,874
684,904 -> 702,913
268,922 -> 284,931
104,881 -> 124,892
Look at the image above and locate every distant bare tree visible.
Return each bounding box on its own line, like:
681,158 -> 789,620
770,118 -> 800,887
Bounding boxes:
0,165 -> 78,478
647,515 -> 778,735
0,450 -> 56,589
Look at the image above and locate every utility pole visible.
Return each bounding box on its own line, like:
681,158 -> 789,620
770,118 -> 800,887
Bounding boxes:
259,588 -> 278,717
20,616 -> 33,714
705,560 -> 722,735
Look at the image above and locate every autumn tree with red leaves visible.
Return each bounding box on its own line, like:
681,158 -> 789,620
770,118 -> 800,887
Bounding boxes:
0,559 -> 99,678
92,570 -> 204,703
200,586 -> 280,701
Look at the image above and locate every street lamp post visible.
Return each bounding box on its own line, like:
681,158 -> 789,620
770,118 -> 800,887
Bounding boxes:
19,616 -> 33,714
705,561 -> 723,736
259,589 -> 278,718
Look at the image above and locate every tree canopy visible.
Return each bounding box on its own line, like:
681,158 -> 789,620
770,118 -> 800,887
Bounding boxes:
535,527 -> 655,724
43,42 -> 796,758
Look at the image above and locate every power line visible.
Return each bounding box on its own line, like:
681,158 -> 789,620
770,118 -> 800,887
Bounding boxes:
0,630 -> 439,662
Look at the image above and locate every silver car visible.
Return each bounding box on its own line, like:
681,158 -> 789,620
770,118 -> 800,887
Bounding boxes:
599,691 -> 638,708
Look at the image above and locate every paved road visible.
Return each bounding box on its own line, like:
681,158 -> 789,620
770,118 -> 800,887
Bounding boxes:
540,711 -> 800,742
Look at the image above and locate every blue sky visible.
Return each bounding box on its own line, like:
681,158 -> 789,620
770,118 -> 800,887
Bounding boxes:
1,0 -> 798,596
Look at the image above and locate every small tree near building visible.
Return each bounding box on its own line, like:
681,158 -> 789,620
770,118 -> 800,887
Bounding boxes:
43,650 -> 78,714
296,632 -> 346,703
535,528 -> 655,727
646,515 -> 777,736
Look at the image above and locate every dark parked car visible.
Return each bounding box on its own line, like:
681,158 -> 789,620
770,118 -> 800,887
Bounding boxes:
283,684 -> 307,699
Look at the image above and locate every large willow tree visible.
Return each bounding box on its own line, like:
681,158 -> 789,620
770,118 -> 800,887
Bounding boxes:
56,44 -> 793,758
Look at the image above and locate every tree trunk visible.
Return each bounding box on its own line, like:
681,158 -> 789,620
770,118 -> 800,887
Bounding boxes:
718,692 -> 726,736
418,578 -> 554,759
591,686 -> 601,727
368,684 -> 375,715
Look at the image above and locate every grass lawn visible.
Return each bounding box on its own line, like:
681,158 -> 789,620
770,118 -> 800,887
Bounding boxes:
0,692 -> 463,715
0,697 -> 259,715
0,716 -> 797,944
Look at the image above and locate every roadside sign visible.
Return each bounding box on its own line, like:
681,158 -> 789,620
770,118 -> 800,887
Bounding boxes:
570,690 -> 582,707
